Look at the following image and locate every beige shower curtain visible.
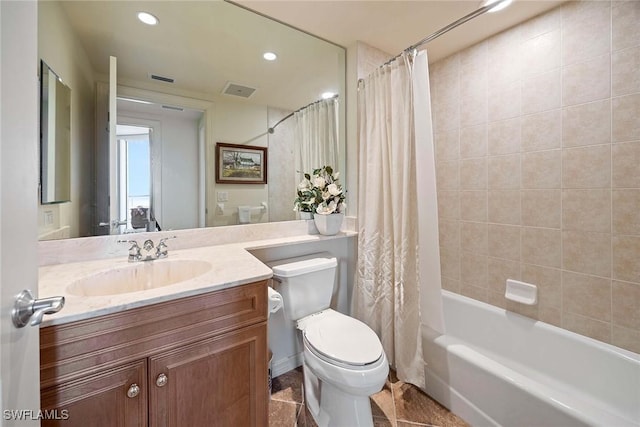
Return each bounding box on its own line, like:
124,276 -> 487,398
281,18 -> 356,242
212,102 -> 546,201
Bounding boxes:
294,97 -> 339,180
354,50 -> 444,388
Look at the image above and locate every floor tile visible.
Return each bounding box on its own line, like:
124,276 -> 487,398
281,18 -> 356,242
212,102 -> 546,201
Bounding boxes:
373,418 -> 396,427
389,369 -> 400,384
269,399 -> 301,427
296,403 -> 318,427
393,383 -> 469,427
271,366 -> 304,403
371,381 -> 396,424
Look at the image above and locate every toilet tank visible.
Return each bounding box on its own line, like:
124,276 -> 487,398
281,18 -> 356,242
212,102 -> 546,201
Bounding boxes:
268,253 -> 337,321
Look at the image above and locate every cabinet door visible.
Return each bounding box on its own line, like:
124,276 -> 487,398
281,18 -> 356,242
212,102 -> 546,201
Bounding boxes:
149,322 -> 268,427
41,360 -> 147,427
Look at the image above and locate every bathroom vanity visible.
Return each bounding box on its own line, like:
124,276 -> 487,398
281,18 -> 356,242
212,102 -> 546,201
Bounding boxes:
36,241 -> 281,427
40,280 -> 268,427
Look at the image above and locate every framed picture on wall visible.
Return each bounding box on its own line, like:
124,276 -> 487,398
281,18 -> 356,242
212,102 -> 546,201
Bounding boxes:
215,142 -> 268,184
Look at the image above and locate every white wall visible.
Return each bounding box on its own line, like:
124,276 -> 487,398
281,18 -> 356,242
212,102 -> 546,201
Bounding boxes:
38,1 -> 95,238
162,115 -> 200,230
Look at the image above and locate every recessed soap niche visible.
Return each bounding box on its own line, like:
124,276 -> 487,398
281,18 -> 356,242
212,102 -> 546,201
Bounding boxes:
505,279 -> 537,305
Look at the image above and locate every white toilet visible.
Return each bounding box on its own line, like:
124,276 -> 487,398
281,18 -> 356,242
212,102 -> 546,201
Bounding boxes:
269,253 -> 389,427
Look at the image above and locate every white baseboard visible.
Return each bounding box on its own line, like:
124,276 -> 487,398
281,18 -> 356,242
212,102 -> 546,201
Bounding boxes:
272,352 -> 303,378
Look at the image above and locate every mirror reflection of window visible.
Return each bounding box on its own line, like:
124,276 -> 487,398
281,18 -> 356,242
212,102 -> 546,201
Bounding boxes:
116,125 -> 151,233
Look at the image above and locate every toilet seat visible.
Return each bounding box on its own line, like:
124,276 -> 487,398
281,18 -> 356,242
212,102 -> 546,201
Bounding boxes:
299,310 -> 383,368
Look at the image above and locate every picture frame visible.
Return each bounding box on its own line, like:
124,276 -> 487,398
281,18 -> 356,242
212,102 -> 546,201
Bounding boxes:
215,142 -> 268,184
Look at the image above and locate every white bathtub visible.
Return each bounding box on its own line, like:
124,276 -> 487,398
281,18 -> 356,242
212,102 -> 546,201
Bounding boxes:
422,290 -> 640,427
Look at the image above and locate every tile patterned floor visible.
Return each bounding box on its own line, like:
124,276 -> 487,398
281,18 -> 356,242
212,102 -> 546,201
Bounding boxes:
269,367 -> 470,427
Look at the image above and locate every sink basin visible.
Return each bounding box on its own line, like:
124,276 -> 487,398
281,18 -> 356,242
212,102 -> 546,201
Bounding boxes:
66,260 -> 212,297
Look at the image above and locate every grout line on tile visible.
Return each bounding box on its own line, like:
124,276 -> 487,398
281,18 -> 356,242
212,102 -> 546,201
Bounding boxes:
389,372 -> 398,427
270,396 -> 299,403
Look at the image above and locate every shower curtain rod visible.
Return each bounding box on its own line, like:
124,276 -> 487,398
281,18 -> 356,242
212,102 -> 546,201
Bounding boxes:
379,0 -> 511,68
268,94 -> 338,134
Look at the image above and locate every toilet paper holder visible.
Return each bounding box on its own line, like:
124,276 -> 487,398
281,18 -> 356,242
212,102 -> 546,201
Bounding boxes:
267,286 -> 283,315
238,203 -> 268,224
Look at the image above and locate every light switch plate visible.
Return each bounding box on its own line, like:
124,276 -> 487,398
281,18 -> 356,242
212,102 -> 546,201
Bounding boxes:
44,211 -> 54,226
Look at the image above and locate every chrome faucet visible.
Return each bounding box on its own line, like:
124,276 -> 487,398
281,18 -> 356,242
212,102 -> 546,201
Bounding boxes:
119,236 -> 177,262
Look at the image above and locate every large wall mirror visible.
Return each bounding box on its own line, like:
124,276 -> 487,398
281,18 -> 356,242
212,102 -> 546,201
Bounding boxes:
37,0 -> 345,240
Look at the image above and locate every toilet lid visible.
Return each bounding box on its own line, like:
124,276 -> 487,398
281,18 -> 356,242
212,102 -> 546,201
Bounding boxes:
303,314 -> 383,366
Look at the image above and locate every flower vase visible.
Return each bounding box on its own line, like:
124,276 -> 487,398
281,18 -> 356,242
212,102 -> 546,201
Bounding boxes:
299,211 -> 314,220
313,213 -> 344,236
299,211 -> 318,234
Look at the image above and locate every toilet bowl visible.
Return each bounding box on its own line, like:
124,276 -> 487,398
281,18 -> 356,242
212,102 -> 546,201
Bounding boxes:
300,309 -> 389,426
268,253 -> 389,427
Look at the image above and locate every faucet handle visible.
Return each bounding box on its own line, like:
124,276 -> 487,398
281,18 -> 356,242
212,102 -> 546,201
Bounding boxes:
158,235 -> 177,245
118,240 -> 142,262
118,239 -> 141,250
156,235 -> 177,259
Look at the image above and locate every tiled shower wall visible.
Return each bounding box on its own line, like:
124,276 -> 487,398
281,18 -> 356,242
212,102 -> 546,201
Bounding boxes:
430,0 -> 639,353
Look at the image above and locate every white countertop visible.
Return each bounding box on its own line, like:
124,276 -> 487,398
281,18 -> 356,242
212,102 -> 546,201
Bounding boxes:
39,232 -> 355,327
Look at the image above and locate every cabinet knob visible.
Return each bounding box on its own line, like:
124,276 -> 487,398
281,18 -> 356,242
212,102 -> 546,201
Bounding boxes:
156,373 -> 168,387
127,383 -> 140,398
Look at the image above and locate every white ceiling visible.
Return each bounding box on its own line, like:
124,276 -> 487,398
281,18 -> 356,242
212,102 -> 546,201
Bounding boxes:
236,1 -> 566,62
56,1 -> 566,113
57,0 -> 344,111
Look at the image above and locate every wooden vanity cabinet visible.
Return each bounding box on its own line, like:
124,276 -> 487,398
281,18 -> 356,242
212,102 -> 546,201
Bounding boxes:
40,280 -> 268,427
149,323 -> 265,427
40,360 -> 148,427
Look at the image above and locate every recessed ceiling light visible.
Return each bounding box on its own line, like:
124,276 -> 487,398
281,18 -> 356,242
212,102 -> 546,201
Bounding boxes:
321,92 -> 336,99
137,12 -> 159,26
263,52 -> 277,61
482,0 -> 513,13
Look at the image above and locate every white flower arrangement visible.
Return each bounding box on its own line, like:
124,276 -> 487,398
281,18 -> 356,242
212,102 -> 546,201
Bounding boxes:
294,166 -> 346,215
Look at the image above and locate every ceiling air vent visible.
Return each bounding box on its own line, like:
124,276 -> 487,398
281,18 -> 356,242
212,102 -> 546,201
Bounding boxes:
222,82 -> 256,99
149,73 -> 174,83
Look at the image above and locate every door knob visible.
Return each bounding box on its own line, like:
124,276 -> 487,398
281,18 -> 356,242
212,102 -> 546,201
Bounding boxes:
12,289 -> 65,328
